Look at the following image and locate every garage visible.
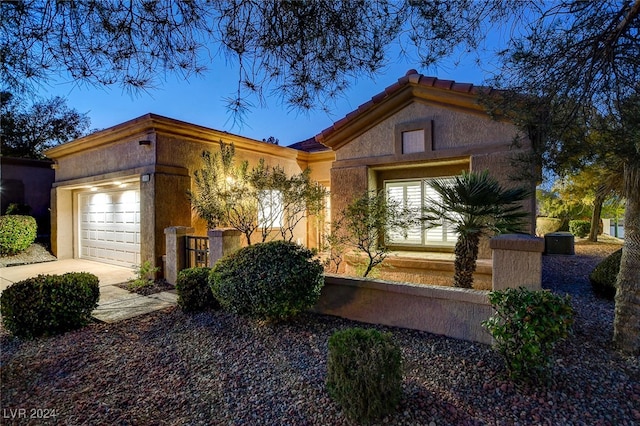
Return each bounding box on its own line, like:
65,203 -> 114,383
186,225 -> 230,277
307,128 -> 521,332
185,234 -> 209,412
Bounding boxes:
78,186 -> 141,268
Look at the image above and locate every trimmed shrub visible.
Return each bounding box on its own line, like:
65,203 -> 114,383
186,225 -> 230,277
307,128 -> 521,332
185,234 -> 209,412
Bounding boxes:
176,267 -> 219,312
209,240 -> 324,320
0,272 -> 100,338
0,215 -> 37,255
326,327 -> 402,423
536,217 -> 563,236
589,248 -> 622,299
483,287 -> 574,383
569,220 -> 591,238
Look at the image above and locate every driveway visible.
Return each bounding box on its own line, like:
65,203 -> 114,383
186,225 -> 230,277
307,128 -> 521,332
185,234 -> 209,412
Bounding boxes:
0,259 -> 135,293
0,260 -> 177,323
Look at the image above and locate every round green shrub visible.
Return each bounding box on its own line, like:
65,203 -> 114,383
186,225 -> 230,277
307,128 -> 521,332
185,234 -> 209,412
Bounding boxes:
569,220 -> 591,238
589,248 -> 622,299
536,217 -> 563,236
176,267 -> 219,312
0,215 -> 37,255
0,272 -> 100,338
326,327 -> 403,423
482,287 -> 574,383
209,240 -> 324,320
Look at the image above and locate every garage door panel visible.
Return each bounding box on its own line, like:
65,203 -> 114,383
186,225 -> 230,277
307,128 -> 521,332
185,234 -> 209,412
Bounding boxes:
79,187 -> 141,267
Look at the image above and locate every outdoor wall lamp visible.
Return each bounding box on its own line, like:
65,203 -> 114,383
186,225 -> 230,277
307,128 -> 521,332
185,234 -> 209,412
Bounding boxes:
138,140 -> 151,146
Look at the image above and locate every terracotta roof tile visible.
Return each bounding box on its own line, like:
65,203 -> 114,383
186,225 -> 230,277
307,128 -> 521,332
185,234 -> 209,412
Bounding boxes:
288,137 -> 329,152
384,82 -> 402,95
419,76 -> 437,87
452,82 -> 474,93
433,78 -> 454,90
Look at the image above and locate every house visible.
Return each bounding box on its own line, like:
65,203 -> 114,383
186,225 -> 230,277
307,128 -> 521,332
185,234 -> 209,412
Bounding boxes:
45,70 -> 535,283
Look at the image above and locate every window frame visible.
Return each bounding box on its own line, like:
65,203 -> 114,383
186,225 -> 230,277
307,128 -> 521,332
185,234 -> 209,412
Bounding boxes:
384,176 -> 458,248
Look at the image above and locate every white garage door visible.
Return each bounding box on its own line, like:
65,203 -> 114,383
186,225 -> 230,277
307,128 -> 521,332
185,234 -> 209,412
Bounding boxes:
78,187 -> 141,267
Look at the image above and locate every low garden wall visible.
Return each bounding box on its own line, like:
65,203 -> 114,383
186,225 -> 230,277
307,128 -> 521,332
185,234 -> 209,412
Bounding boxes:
165,228 -> 545,344
312,274 -> 493,344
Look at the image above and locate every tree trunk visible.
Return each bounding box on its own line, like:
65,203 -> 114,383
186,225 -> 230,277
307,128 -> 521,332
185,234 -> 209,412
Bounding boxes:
613,190 -> 640,355
453,233 -> 480,288
588,194 -> 605,242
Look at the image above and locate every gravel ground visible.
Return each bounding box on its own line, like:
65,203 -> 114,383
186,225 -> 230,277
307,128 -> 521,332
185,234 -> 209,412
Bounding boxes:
1,239 -> 638,425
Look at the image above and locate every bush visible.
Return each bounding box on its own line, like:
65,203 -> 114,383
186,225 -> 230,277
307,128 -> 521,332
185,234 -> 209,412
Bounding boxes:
483,287 -> 574,383
5,203 -> 32,215
126,260 -> 160,290
536,217 -> 563,236
589,248 -> 622,299
569,220 -> 591,238
0,215 -> 37,255
0,272 -> 100,338
326,327 -> 402,423
209,240 -> 324,321
176,267 -> 219,312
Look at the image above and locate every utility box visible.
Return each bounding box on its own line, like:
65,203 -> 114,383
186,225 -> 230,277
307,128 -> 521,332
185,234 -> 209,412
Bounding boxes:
544,232 -> 575,255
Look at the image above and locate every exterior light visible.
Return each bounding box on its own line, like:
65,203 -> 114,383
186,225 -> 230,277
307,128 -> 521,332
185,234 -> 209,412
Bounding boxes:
139,140 -> 151,146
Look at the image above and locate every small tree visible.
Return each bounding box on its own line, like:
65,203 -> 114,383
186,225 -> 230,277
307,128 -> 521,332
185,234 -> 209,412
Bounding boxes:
339,190 -> 416,278
422,171 -> 530,288
191,143 -> 327,246
189,141 -> 258,245
250,159 -> 327,243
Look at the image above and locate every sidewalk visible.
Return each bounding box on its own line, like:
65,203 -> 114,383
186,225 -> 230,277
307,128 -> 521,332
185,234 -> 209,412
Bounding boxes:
0,259 -> 177,323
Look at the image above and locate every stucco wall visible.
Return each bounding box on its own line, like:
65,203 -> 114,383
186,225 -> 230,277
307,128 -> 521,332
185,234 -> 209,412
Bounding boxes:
45,115 -> 333,270
335,102 -> 521,162
51,132 -> 157,182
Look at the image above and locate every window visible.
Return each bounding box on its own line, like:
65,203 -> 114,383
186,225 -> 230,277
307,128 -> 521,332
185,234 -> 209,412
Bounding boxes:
258,190 -> 283,228
385,177 -> 457,247
401,129 -> 425,154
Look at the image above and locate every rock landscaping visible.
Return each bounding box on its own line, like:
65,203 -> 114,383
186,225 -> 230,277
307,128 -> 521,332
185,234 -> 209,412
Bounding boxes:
1,240 -> 638,425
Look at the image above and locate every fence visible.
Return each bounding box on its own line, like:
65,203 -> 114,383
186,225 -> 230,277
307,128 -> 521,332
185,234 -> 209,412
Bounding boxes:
185,236 -> 209,268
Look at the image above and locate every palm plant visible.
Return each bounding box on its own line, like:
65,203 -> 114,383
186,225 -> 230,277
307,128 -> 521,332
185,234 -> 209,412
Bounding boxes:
422,171 -> 530,288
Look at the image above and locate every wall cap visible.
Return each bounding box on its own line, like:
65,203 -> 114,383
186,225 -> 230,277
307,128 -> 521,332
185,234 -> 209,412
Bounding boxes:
490,234 -> 544,252
164,226 -> 194,235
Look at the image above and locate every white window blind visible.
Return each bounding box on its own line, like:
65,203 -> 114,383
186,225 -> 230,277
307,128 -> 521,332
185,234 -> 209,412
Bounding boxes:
258,190 -> 283,228
386,181 -> 422,244
384,177 -> 458,247
402,130 -> 425,154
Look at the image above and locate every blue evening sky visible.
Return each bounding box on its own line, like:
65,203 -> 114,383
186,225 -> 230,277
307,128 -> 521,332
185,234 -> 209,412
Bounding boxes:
36,47 -> 501,147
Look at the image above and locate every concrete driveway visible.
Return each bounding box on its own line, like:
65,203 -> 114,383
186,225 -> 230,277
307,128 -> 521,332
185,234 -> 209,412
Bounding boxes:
0,259 -> 135,293
0,260 -> 177,323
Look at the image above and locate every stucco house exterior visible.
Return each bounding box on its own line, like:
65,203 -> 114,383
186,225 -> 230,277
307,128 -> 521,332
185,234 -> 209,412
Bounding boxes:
45,70 -> 535,282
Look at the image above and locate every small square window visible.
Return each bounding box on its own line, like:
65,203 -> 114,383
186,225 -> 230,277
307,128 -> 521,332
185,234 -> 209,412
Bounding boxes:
402,130 -> 425,154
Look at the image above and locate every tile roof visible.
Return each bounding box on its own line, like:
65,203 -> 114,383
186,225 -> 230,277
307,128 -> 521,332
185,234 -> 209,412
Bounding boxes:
315,69 -> 494,146
287,137 -> 330,153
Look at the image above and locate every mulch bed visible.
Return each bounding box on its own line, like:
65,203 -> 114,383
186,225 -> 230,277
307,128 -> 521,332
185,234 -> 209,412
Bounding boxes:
2,239 -> 638,425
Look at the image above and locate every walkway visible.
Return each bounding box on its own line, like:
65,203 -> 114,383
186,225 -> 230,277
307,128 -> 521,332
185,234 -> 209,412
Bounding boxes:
0,259 -> 177,323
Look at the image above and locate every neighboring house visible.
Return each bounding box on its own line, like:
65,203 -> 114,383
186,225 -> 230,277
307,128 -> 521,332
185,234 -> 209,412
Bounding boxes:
45,70 -> 535,274
0,156 -> 55,239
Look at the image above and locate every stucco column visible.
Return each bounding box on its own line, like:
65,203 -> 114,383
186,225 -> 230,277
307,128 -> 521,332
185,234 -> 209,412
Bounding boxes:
208,228 -> 242,267
164,226 -> 194,285
490,234 -> 545,291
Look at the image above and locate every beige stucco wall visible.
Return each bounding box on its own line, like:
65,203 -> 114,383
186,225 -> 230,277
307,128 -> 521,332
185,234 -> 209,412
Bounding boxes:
326,96 -> 535,264
335,102 -> 521,162
45,115 -> 334,272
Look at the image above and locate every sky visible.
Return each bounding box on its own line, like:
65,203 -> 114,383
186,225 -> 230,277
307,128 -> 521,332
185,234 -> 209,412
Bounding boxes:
35,50 -> 499,147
